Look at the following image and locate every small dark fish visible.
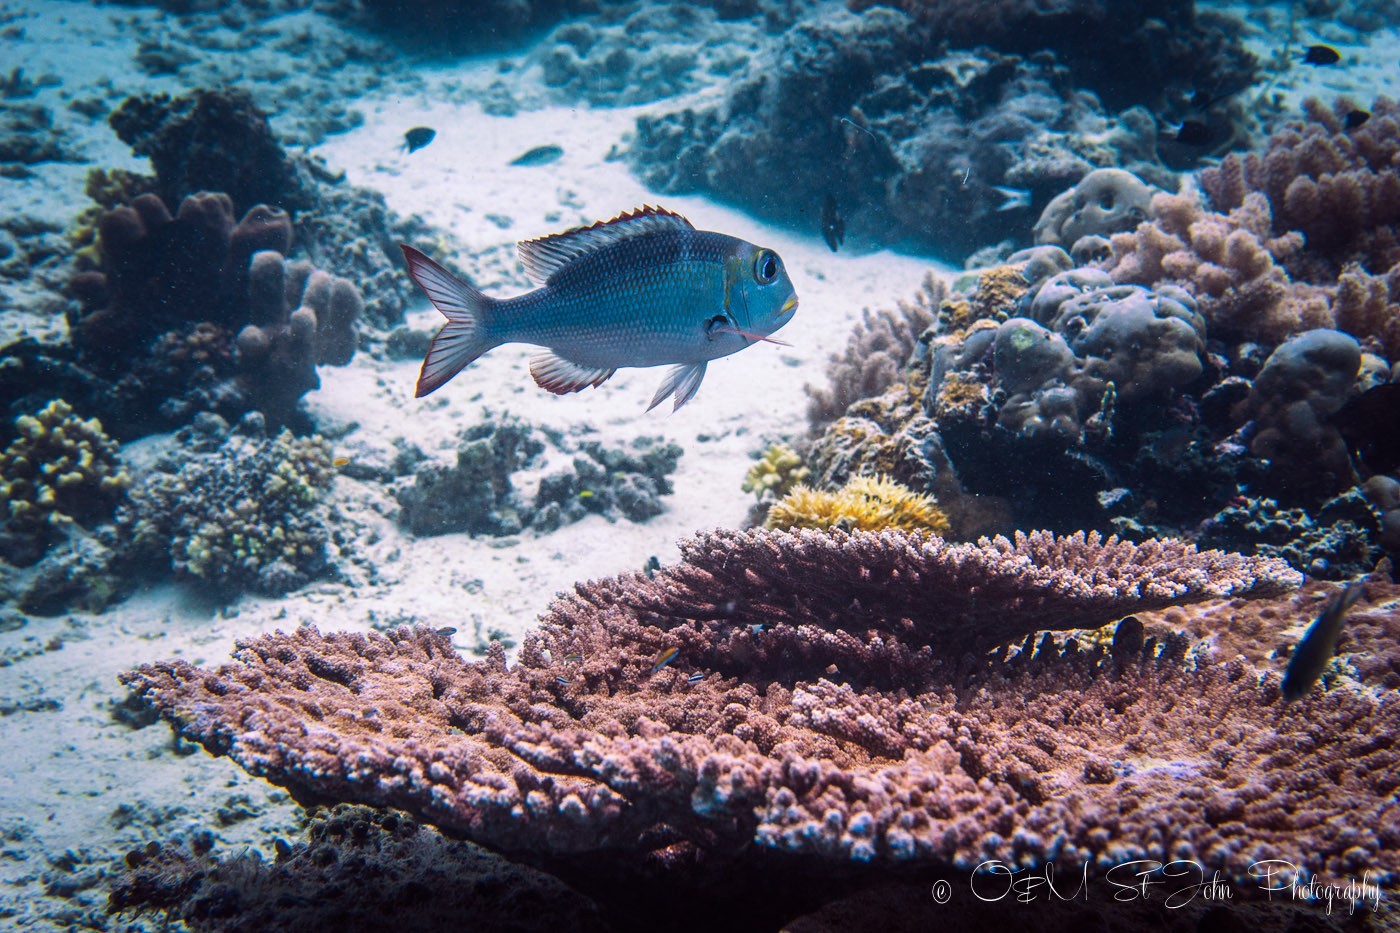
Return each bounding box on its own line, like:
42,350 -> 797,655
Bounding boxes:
1281,581 -> 1365,702
820,194 -> 845,253
644,555 -> 661,579
510,144 -> 564,167
1301,44 -> 1341,66
1344,109 -> 1371,129
1174,120 -> 1213,147
1332,382 -> 1400,473
402,127 -> 436,154
435,626 -> 457,637
652,646 -> 679,673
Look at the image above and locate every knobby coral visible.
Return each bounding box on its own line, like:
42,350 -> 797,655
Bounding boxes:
118,528 -> 1357,912
0,399 -> 130,566
1199,97 -> 1400,282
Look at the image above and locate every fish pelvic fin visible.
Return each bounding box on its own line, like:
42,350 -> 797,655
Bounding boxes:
529,352 -> 616,395
401,245 -> 499,397
647,361 -> 707,413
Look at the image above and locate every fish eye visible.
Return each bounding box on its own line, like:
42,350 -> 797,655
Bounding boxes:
754,250 -> 778,285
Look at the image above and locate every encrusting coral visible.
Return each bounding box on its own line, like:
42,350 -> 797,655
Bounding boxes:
0,399 -> 130,566
121,529 -> 1322,899
764,475 -> 949,535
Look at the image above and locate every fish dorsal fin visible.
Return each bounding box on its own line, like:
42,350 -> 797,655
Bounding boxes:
517,205 -> 694,286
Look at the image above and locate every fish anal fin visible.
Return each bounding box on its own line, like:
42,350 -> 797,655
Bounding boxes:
529,352 -> 616,395
517,205 -> 695,286
647,361 -> 707,413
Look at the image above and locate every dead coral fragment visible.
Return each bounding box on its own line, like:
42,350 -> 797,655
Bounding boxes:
765,475 -> 949,535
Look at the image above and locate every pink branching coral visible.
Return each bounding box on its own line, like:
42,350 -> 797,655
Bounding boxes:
1106,188 -> 1333,345
1200,97 -> 1400,282
116,529 -> 1383,900
805,275 -> 942,433
548,528 -> 1300,655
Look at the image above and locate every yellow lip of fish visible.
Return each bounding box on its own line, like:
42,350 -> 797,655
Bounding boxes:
781,295 -> 798,314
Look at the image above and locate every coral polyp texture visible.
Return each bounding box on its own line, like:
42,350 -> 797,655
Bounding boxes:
118,419 -> 335,596
0,399 -> 129,566
120,529 -> 1392,899
763,475 -> 949,535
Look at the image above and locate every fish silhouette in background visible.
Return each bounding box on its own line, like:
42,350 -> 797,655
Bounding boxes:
1344,109 -> 1371,129
1301,44 -> 1341,66
401,126 -> 436,153
510,144 -> 564,166
1281,580 -> 1365,702
1331,381 -> 1400,474
401,206 -> 798,412
820,193 -> 845,252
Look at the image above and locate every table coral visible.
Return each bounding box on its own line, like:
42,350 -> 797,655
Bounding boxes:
123,529 -> 1398,915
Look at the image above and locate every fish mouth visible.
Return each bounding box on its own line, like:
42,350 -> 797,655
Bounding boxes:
780,295 -> 799,315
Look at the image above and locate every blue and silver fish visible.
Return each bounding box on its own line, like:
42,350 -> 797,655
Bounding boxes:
400,206 -> 798,411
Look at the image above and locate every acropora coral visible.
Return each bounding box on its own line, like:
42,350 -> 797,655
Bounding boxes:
765,475 -> 950,535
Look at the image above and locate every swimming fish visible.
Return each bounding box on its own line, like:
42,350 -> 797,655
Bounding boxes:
400,206 -> 798,411
1174,120 -> 1213,147
820,194 -> 845,252
652,646 -> 679,673
1344,109 -> 1371,129
1281,581 -> 1365,702
1301,44 -> 1341,66
1331,382 -> 1400,474
401,127 -> 436,153
992,185 -> 1032,212
510,144 -> 564,167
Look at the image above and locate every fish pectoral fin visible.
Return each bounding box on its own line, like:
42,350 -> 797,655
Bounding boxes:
647,361 -> 707,413
529,352 -> 616,395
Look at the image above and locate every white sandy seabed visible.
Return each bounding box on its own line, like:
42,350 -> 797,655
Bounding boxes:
0,0 -> 1391,928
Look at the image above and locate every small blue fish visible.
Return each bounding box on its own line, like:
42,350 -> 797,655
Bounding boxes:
555,675 -> 571,686
652,646 -> 679,673
686,672 -> 704,684
400,206 -> 798,411
510,144 -> 564,167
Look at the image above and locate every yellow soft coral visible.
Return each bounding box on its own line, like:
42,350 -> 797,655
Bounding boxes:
742,442 -> 811,502
765,475 -> 950,534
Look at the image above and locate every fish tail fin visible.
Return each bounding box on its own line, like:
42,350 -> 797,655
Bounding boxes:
401,245 -> 499,397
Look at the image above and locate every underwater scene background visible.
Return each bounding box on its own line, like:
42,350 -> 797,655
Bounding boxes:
2,0 -> 1399,930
